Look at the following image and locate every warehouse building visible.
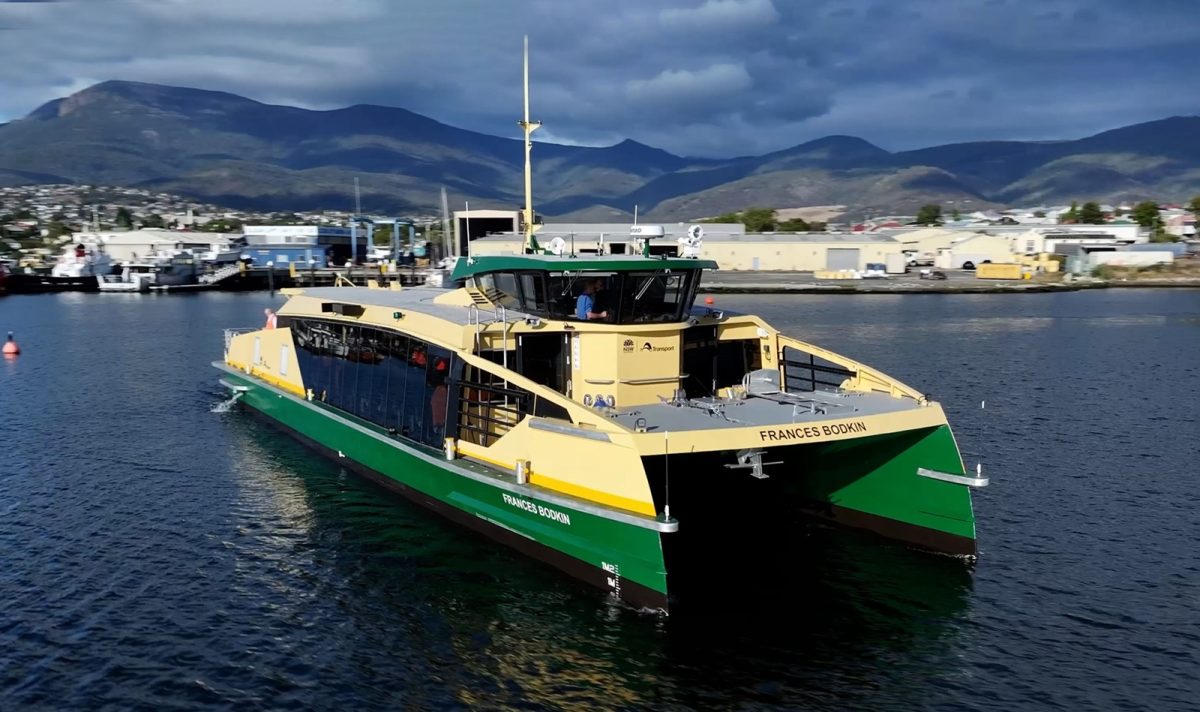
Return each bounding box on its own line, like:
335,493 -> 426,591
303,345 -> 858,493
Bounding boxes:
467,224 -> 904,271
68,228 -> 234,262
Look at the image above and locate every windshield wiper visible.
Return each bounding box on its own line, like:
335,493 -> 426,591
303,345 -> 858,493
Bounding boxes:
634,275 -> 658,301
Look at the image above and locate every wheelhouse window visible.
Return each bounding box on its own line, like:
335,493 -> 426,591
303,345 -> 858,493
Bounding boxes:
475,272 -> 520,309
479,268 -> 702,324
613,270 -> 696,323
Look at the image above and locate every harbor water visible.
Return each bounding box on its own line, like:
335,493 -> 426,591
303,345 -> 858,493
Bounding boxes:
2,289 -> 1197,710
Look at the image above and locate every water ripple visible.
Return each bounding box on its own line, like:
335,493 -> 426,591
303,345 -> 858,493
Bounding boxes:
1,290 -> 1197,710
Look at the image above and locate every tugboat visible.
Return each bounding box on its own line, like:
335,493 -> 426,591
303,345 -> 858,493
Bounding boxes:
216,40 -> 985,612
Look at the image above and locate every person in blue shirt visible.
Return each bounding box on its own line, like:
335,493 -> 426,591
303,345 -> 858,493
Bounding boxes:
574,278 -> 608,320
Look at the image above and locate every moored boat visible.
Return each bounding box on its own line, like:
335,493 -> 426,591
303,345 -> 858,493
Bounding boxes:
97,264 -> 155,292
215,39 -> 985,612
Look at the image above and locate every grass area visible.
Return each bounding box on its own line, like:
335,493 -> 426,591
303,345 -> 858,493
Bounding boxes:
1092,260 -> 1200,281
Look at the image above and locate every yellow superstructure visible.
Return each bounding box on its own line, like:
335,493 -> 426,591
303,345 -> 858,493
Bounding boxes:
224,258 -> 946,521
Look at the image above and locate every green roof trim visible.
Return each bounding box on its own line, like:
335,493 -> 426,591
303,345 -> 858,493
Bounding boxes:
450,254 -> 718,281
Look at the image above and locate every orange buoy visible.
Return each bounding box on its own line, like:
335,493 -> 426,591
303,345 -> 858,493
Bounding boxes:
2,331 -> 18,355
704,296 -> 715,306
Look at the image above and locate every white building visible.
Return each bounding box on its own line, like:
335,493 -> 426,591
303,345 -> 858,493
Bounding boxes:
69,229 -> 234,262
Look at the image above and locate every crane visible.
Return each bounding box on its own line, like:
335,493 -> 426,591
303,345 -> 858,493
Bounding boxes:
349,215 -> 417,264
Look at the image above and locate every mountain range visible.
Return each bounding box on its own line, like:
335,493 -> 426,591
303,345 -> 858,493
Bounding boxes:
0,80 -> 1197,220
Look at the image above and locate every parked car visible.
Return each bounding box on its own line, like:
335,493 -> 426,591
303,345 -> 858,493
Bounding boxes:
919,269 -> 948,281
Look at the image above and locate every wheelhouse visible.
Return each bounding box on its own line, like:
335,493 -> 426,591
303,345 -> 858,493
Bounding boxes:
450,254 -> 718,324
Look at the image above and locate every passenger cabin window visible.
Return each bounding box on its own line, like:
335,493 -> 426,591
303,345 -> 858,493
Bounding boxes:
289,318 -> 457,449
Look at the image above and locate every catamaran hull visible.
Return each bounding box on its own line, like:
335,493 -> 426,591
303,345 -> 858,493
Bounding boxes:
217,366 -> 979,612
217,367 -> 673,612
649,425 -> 979,593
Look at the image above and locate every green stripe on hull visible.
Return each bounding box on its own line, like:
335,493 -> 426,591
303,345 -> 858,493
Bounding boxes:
797,426 -> 978,554
219,370 -> 670,608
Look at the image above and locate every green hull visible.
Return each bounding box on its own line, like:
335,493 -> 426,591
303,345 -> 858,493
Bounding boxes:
792,426 -> 978,556
217,366 -> 672,611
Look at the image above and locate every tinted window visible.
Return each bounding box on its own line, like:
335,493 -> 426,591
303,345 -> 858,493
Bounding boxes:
476,273 -> 520,309
495,269 -> 701,323
290,318 -> 459,450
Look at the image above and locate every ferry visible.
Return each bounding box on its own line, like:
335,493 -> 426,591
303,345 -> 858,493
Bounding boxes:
215,41 -> 984,612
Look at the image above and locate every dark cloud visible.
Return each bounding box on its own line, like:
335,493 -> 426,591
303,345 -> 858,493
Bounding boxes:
0,0 -> 1196,156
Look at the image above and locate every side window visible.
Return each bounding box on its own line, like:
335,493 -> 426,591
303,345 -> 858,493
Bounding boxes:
288,320 -> 463,450
519,273 -> 546,314
476,273 -> 519,309
327,324 -> 359,414
493,273 -> 520,309
353,327 -> 387,425
425,344 -> 454,446
401,338 -> 430,439
385,331 -> 410,434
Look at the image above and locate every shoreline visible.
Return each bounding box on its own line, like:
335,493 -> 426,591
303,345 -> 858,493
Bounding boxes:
700,275 -> 1200,295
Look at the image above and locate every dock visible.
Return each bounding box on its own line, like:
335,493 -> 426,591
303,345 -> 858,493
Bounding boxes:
150,264 -> 434,292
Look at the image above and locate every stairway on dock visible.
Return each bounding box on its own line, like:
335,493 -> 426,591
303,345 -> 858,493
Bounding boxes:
200,264 -> 242,285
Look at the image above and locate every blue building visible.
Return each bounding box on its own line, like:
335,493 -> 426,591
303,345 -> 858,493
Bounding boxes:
241,225 -> 364,266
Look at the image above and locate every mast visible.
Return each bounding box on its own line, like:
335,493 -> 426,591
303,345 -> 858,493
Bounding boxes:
518,35 -> 542,253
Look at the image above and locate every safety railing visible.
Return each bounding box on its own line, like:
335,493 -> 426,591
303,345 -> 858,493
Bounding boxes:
781,346 -> 857,392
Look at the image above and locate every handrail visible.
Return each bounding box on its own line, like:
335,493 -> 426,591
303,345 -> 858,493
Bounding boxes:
777,334 -> 923,400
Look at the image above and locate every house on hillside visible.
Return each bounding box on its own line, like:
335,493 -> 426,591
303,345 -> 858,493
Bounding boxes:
1164,212 -> 1196,239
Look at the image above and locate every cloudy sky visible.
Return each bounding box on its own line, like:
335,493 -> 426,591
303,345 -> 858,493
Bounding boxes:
1,0 -> 1196,156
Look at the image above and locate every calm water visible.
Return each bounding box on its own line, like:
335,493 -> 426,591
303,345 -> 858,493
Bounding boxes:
2,289 -> 1198,710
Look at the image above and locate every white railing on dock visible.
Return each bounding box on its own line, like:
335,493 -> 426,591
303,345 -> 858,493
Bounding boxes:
201,264 -> 243,285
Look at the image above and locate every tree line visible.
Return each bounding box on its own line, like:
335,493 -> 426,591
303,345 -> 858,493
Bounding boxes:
699,207 -> 826,232
914,196 -> 1200,242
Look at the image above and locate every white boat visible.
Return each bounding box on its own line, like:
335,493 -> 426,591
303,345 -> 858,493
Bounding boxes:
150,253 -> 201,286
97,264 -> 156,292
51,244 -> 113,278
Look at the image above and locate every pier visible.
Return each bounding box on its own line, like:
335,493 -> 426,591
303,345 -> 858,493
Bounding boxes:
150,263 -> 433,292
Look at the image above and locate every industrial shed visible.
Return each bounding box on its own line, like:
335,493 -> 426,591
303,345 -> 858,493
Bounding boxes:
467,228 -> 903,271
685,232 -> 902,271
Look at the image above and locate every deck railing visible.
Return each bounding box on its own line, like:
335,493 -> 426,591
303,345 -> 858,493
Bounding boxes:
781,346 -> 857,392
